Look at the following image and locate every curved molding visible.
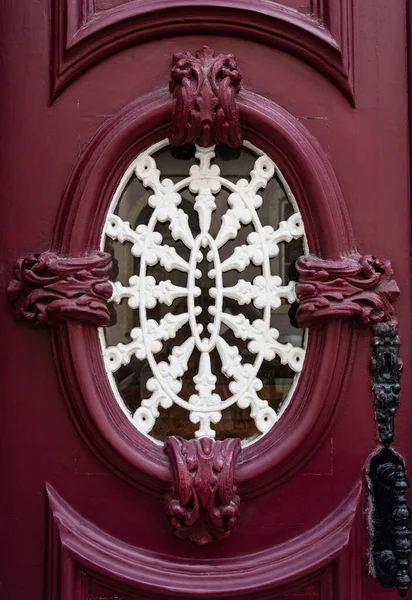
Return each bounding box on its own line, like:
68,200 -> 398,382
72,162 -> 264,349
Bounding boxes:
51,89 -> 357,495
46,481 -> 362,599
51,0 -> 354,103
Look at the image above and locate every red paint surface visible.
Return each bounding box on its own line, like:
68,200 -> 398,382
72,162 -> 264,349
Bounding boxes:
0,1 -> 410,599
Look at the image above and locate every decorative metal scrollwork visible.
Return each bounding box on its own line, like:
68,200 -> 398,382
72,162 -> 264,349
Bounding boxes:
368,322 -> 411,595
371,321 -> 402,446
295,254 -> 400,328
369,448 -> 412,597
102,142 -> 306,441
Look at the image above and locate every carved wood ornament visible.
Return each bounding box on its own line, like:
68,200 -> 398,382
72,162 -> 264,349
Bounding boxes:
7,46 -> 405,555
295,254 -> 400,328
162,46 -> 244,544
7,251 -> 112,326
164,437 -> 241,545
47,89 -> 359,505
169,46 -> 243,147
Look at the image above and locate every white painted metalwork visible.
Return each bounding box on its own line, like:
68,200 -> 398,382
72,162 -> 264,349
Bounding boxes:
101,141 -> 306,441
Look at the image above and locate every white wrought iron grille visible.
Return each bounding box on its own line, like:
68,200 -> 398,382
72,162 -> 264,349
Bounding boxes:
100,141 -> 307,444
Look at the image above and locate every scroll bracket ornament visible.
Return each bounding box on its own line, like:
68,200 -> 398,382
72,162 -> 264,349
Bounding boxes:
169,45 -> 243,148
164,436 -> 241,545
7,251 -> 113,326
295,254 -> 400,328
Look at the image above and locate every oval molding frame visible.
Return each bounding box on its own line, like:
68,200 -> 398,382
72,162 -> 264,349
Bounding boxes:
51,89 -> 357,495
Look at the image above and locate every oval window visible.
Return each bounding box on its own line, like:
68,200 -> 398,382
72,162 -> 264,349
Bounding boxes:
100,140 -> 307,445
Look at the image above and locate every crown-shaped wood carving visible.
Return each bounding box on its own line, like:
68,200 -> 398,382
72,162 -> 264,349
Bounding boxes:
169,46 -> 243,147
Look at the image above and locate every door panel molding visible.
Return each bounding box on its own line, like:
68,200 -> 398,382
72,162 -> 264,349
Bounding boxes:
0,1 -> 408,597
51,0 -> 354,103
45,481 -> 363,599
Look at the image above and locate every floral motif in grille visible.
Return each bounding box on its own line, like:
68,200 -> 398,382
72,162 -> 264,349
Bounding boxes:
102,143 -> 306,440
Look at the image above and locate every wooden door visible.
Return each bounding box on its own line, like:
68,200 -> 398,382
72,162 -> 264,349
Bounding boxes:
1,1 -> 411,599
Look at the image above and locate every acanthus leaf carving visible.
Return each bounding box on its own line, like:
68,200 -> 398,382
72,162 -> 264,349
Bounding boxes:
164,436 -> 241,545
169,46 -> 243,148
369,449 -> 412,598
46,481 -> 363,598
8,251 -> 112,326
295,254 -> 400,328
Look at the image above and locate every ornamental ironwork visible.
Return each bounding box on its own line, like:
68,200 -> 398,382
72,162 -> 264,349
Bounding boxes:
101,142 -> 306,441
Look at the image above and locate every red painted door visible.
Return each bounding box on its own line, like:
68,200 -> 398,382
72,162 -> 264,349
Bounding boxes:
1,1 -> 411,599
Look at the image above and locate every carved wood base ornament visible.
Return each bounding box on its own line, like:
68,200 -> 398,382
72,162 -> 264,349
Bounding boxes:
164,436 -> 241,545
7,251 -> 112,326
